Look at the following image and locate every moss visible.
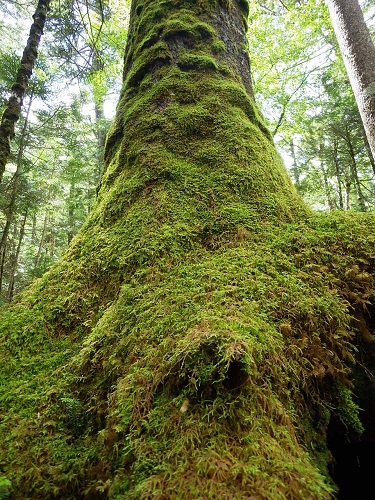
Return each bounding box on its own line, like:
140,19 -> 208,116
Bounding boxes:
0,477 -> 12,500
0,0 -> 374,498
1,211 -> 374,497
178,51 -> 219,71
212,39 -> 226,53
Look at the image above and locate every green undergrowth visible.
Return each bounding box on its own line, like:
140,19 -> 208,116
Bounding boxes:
0,210 -> 374,498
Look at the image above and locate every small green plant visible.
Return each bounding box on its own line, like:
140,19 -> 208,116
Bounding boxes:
0,477 -> 12,500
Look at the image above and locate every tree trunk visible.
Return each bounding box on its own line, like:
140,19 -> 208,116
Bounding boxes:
34,211 -> 48,271
362,125 -> 375,176
319,143 -> 335,210
290,139 -> 301,187
344,168 -> 351,210
31,212 -> 37,245
92,49 -> 107,182
0,97 -> 32,293
0,0 -> 50,184
7,211 -> 27,301
333,138 -> 344,209
326,0 -> 375,161
1,1 -> 375,498
344,125 -> 367,211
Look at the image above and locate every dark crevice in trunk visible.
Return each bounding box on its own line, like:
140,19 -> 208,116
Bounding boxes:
328,414 -> 375,499
328,303 -> 375,499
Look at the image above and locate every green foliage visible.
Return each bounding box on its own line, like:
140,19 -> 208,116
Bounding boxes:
0,477 -> 12,500
248,0 -> 375,211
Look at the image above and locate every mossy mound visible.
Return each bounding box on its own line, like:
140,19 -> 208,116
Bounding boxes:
1,210 -> 374,498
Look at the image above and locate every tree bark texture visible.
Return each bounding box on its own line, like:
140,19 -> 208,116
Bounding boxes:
326,0 -> 375,161
0,0 -> 50,184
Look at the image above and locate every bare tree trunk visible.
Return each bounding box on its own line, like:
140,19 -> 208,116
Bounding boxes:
7,211 -> 27,301
320,164 -> 335,210
326,0 -> 375,161
362,127 -> 375,176
31,212 -> 37,244
0,97 -> 32,292
91,33 -> 107,183
319,144 -> 335,210
0,0 -> 50,184
332,139 -> 344,209
344,166 -> 351,210
290,140 -> 300,187
344,126 -> 367,211
34,212 -> 48,271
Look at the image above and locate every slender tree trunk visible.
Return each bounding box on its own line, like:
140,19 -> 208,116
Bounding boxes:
333,139 -> 344,209
31,212 -> 37,245
290,139 -> 301,187
326,0 -> 375,160
0,0 -> 50,184
344,126 -> 367,211
34,212 -> 48,271
92,51 -> 107,182
67,183 -> 75,244
319,144 -> 335,210
0,98 -> 32,292
350,157 -> 366,211
344,166 -> 351,210
7,211 -> 27,301
362,126 -> 375,176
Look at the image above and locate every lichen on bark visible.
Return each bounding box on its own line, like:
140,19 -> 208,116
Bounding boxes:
0,0 -> 374,498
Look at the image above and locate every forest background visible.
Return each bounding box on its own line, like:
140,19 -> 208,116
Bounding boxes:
0,0 -> 374,303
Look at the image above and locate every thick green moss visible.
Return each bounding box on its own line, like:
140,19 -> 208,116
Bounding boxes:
1,212 -> 374,498
0,0 -> 374,498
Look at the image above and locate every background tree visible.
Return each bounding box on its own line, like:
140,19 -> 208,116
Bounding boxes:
0,0 -> 127,301
326,0 -> 375,161
249,0 -> 375,210
0,0 -> 51,183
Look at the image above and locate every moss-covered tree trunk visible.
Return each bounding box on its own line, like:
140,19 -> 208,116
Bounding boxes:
0,0 -> 375,498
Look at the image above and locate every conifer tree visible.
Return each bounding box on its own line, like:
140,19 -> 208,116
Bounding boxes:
326,0 -> 375,161
0,0 -> 50,184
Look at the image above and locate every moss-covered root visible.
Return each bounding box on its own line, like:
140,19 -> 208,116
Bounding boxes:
1,213 -> 375,497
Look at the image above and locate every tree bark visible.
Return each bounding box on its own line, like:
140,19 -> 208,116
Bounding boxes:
326,0 -> 375,161
0,97 -> 32,293
7,211 -> 27,301
362,125 -> 375,176
319,144 -> 335,210
34,211 -> 48,271
332,138 -> 344,209
290,139 -> 301,187
0,0 -> 50,184
344,124 -> 367,211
